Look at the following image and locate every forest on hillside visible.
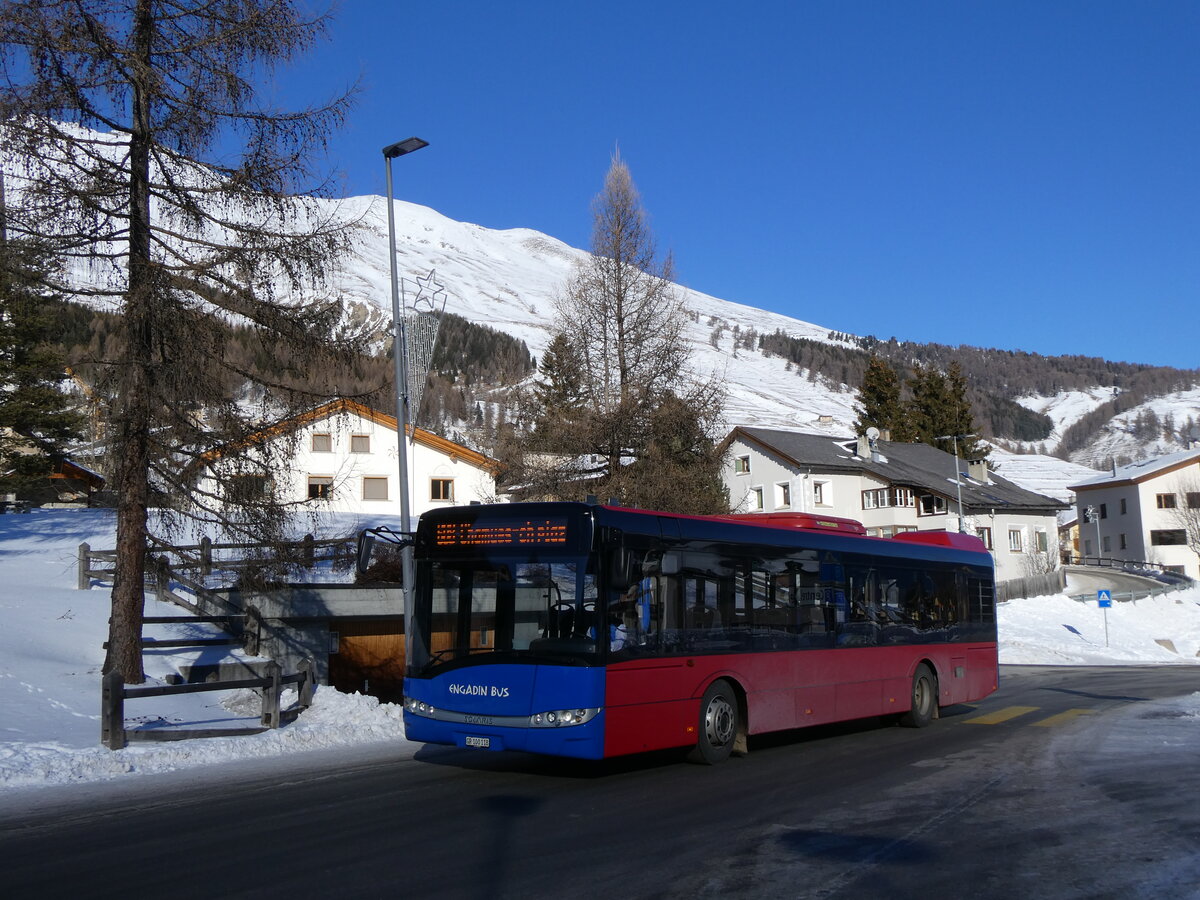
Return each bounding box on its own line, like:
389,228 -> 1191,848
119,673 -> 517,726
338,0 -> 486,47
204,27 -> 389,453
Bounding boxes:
51,302 -> 534,472
756,328 -> 1199,456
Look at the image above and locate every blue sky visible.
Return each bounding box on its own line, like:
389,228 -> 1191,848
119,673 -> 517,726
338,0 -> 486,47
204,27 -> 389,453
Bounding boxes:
284,1 -> 1198,370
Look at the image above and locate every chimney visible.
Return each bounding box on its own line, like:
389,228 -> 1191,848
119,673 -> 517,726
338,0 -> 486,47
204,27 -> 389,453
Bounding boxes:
856,435 -> 870,458
967,459 -> 989,483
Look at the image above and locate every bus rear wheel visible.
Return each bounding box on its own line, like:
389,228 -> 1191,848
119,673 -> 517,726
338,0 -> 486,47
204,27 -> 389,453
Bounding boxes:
688,680 -> 738,764
899,664 -> 937,728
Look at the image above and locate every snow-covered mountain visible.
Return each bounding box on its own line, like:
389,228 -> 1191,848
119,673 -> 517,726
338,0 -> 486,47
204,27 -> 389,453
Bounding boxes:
337,194 -> 866,434
329,196 -> 1200,493
48,176 -> 1197,499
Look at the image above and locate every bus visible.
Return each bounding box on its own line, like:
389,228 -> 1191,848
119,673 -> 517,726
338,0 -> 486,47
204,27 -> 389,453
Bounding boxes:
400,500 -> 997,764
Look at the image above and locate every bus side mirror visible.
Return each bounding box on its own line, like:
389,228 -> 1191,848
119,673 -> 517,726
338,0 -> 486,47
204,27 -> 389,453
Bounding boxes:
661,552 -> 681,576
356,531 -> 375,575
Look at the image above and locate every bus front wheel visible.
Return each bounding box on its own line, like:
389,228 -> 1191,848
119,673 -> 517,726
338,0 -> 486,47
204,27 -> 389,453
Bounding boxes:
688,680 -> 738,764
899,664 -> 937,728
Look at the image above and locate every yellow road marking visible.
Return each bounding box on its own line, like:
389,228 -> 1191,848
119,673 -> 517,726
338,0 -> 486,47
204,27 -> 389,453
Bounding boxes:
1031,708 -> 1095,728
964,705 -> 1039,725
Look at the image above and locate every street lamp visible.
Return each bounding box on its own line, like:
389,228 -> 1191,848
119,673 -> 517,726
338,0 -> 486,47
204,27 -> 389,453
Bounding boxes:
1085,505 -> 1101,563
383,136 -> 428,603
936,433 -> 976,533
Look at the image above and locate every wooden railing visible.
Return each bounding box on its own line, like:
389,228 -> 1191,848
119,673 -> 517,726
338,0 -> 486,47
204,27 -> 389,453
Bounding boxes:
84,535 -> 352,749
78,534 -> 355,594
101,658 -> 316,750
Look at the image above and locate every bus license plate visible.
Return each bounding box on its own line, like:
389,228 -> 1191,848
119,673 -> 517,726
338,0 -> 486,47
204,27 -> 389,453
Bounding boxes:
465,736 -> 490,749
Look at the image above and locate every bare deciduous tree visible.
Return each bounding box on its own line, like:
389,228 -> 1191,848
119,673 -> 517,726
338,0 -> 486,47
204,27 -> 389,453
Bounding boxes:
516,153 -> 726,512
0,0 -> 370,682
1165,473 -> 1200,573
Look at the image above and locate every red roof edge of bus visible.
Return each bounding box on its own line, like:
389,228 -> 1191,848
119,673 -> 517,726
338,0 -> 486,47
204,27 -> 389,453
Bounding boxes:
716,512 -> 869,535
889,530 -> 989,552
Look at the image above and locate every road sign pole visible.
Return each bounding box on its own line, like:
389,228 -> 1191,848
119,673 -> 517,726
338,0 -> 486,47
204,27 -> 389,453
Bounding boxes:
1097,590 -> 1112,647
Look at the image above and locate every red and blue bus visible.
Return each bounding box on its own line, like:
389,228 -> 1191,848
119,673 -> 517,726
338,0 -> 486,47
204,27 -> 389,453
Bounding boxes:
401,500 -> 997,764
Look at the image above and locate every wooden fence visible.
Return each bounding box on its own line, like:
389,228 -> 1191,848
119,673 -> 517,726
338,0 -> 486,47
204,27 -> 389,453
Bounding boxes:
101,658 -> 316,750
996,569 -> 1067,602
84,534 -> 351,749
78,534 -> 355,594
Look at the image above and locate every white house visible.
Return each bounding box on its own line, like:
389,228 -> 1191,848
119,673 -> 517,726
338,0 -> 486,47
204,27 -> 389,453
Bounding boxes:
721,427 -> 1067,584
1069,448 -> 1200,580
202,399 -> 499,522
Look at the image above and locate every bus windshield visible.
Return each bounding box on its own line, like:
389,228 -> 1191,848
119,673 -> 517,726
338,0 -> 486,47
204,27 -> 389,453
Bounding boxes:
409,555 -> 600,674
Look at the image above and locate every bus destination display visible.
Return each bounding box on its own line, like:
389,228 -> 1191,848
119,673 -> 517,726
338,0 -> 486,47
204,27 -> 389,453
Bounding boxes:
433,517 -> 570,548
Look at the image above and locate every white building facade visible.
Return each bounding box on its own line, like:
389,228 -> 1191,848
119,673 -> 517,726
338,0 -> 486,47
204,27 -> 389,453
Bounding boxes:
722,428 -> 1066,584
203,399 -> 498,523
1070,449 -> 1200,580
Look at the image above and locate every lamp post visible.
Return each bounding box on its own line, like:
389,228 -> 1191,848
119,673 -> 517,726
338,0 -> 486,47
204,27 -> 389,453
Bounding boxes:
936,433 -> 976,532
1085,505 -> 1101,563
383,136 -> 428,603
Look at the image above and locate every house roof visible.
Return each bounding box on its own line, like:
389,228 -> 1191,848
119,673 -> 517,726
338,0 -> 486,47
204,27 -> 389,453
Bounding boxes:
727,426 -> 1066,514
204,398 -> 500,474
1069,447 -> 1200,491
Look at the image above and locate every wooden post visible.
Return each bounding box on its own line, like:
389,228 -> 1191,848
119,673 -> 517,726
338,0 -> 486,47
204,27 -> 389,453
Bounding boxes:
261,660 -> 281,728
155,555 -> 170,604
78,542 -> 91,590
101,671 -> 126,750
244,605 -> 262,656
298,657 -> 316,709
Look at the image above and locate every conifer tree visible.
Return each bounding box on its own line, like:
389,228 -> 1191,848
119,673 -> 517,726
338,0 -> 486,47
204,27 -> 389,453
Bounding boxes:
0,240 -> 84,491
906,362 -> 986,458
0,1 -> 364,682
516,153 -> 726,511
528,332 -> 586,449
853,355 -> 910,441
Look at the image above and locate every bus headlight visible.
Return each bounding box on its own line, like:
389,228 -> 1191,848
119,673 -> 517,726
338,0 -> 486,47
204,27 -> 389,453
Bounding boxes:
405,698 -> 436,718
530,707 -> 600,728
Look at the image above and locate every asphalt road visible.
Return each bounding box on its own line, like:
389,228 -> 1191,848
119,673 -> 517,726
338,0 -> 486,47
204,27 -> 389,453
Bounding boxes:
2,665 -> 1199,900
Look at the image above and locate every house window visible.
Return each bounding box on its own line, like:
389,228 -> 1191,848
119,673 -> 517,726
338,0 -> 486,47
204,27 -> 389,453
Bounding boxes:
813,481 -> 829,506
362,477 -> 389,501
775,482 -> 791,508
1120,498 -> 1127,515
1101,535 -> 1111,553
1187,492 -> 1200,509
227,474 -> 270,502
918,494 -> 947,516
311,433 -> 332,453
307,476 -> 332,500
977,527 -> 993,550
1156,493 -> 1177,509
1150,529 -> 1186,546
1035,530 -> 1048,553
1099,503 -> 1107,519
1119,533 -> 1127,550
752,486 -> 764,510
1008,529 -> 1023,552
892,487 -> 914,508
431,478 -> 454,501
350,434 -> 370,454
734,455 -> 751,475
861,488 -> 889,510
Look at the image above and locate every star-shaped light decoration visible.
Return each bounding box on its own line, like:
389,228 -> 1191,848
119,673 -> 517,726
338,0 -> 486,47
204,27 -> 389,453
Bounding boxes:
411,269 -> 445,315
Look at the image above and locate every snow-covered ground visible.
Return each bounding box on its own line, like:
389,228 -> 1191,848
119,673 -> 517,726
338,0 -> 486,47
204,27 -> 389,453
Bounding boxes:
2,508 -> 1198,792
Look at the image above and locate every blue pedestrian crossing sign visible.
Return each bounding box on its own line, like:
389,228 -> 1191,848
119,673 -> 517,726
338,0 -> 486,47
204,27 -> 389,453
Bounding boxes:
1097,590 -> 1112,608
